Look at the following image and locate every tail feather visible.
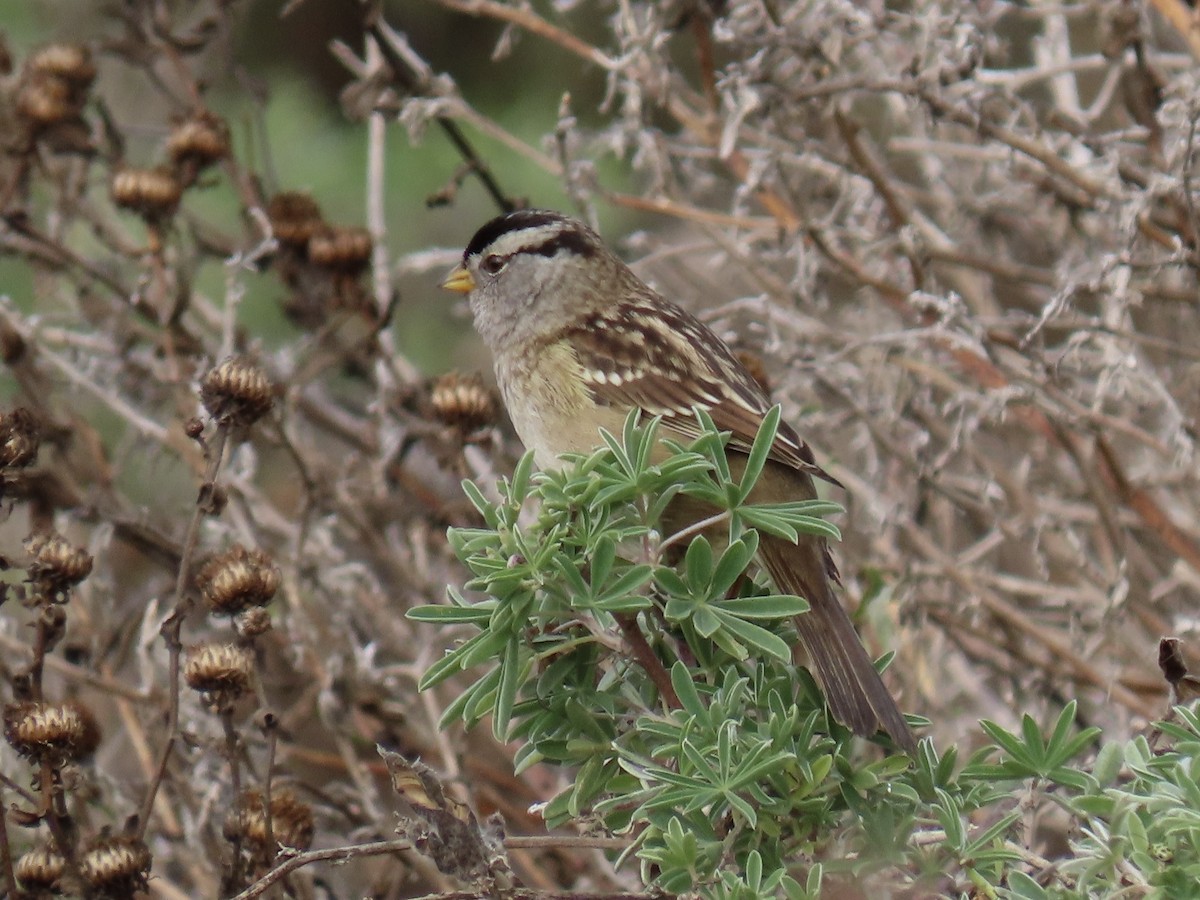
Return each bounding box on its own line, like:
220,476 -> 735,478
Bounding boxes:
761,535 -> 915,753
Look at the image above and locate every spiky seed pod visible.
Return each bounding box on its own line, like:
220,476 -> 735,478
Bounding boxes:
4,699 -> 102,763
14,843 -> 66,894
110,166 -> 182,218
166,113 -> 230,171
196,545 -> 280,616
0,407 -> 40,468
15,73 -> 76,127
26,532 -> 93,596
184,643 -> 254,703
27,43 -> 96,88
429,372 -> 497,432
266,192 -> 324,248
79,834 -> 152,898
199,357 -> 274,427
307,225 -> 372,273
224,788 -> 314,859
236,606 -> 273,638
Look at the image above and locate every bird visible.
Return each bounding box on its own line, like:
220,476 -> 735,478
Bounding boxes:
442,208 -> 915,753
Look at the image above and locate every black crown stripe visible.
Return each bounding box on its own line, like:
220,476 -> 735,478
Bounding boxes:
463,209 -> 596,260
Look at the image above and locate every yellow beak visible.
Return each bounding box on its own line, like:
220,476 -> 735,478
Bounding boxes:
440,264 -> 475,294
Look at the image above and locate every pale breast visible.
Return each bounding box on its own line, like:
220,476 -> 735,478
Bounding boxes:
496,342 -> 628,469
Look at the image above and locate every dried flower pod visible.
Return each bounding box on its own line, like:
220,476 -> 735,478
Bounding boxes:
0,407 -> 40,468
199,357 -> 274,427
27,532 -> 93,596
236,606 -> 273,638
184,642 -> 254,703
79,834 -> 152,897
224,788 -> 314,859
266,192 -> 324,248
4,699 -> 101,763
196,545 -> 280,615
15,73 -> 76,127
28,43 -> 96,88
111,166 -> 182,218
166,113 -> 230,171
15,842 -> 66,894
307,225 -> 372,273
429,371 -> 497,433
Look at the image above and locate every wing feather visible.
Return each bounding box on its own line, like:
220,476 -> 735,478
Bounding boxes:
565,301 -> 839,486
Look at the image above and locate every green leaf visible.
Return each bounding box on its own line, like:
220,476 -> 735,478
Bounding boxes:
684,535 -> 714,588
596,564 -> 655,607
692,605 -> 722,638
717,612 -> 792,662
710,533 -> 757,597
492,637 -> 523,740
406,601 -> 496,623
509,450 -> 536,502
717,594 -> 809,618
440,665 -> 501,729
591,534 -> 616,589
671,662 -> 706,718
736,405 -> 781,504
460,478 -> 496,523
458,628 -> 510,670
1004,871 -> 1047,899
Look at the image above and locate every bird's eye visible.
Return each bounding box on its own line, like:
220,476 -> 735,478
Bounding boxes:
480,254 -> 508,275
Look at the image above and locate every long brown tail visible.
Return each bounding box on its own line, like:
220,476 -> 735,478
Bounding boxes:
760,534 -> 916,753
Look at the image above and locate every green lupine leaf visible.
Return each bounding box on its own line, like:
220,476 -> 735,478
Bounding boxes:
461,478 -> 498,524
407,599 -> 496,623
716,594 -> 810,618
736,404 -> 781,504
693,604 -> 722,638
509,449 -> 536,502
492,636 -> 523,740
710,533 -> 757,597
716,612 -> 792,663
684,535 -> 714,589
671,662 -> 706,718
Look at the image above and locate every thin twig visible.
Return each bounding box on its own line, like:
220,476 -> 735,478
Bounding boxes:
228,839 -> 415,900
136,423 -> 232,838
367,13 -> 517,212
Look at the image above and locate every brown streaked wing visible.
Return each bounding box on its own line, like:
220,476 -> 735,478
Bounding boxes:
563,302 -> 837,485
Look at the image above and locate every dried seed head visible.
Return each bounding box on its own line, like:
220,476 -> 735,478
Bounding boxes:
0,407 -> 40,468
15,843 -> 66,894
184,642 -> 254,702
196,545 -> 280,615
429,372 -> 497,432
111,166 -> 182,218
16,73 -> 76,127
27,532 -> 93,596
224,788 -> 314,859
307,225 -> 372,273
28,43 -> 96,87
236,606 -> 273,638
199,357 -> 274,427
266,192 -> 324,248
166,113 -> 230,170
4,699 -> 102,763
79,834 -> 152,897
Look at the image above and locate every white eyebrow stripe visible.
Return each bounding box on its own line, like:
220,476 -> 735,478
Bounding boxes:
477,223 -> 569,257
